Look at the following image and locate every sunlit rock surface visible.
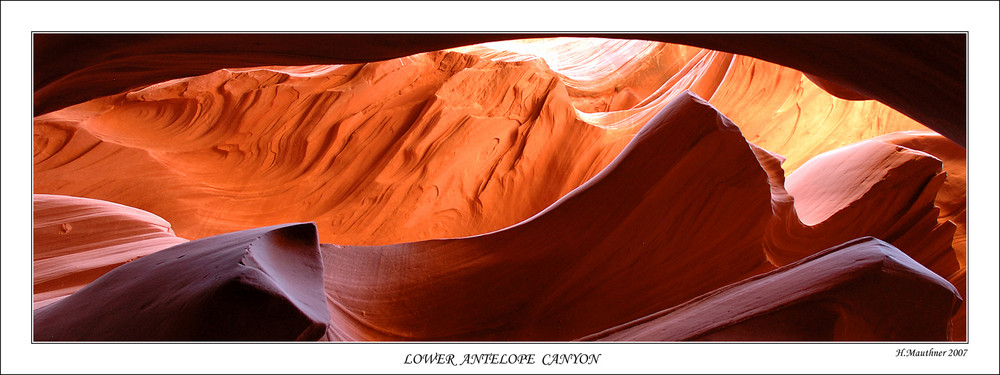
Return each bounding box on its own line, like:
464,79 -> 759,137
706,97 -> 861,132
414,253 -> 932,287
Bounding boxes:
321,92 -> 772,340
763,138 -> 956,275
33,34 -> 965,146
31,35 -> 967,341
32,194 -> 188,309
32,39 -> 931,244
872,131 -> 968,341
34,223 -> 329,341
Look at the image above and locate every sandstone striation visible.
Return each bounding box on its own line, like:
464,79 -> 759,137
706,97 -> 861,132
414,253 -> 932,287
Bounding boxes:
321,92 -> 773,340
32,194 -> 187,309
33,41 -> 733,245
30,35 -> 967,341
762,138 -> 957,275
33,34 -> 965,147
34,223 -> 330,341
583,237 -> 963,341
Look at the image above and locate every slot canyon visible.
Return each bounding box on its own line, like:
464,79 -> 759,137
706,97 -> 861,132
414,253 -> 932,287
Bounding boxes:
31,34 -> 967,341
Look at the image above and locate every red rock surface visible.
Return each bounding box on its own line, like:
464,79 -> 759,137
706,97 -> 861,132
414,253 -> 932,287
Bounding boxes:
872,131 -> 968,341
32,194 -> 187,309
763,138 -> 956,275
582,237 -> 962,341
34,223 -> 329,341
708,55 -> 928,174
33,34 -> 965,147
33,39 -> 929,245
31,35 -> 967,341
322,92 -> 772,340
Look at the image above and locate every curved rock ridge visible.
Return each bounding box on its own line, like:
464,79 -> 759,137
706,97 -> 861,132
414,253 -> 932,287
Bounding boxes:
29,36 -> 968,342
665,34 -> 966,147
320,91 -> 773,341
748,131 -> 966,341
33,223 -> 330,341
870,131 -> 967,341
872,131 -> 967,271
32,194 -> 188,309
760,137 -> 958,279
33,39 -> 932,247
709,55 -> 929,174
454,38 -> 929,171
803,72 -> 870,101
948,269 -> 968,342
33,34 -> 965,147
33,44 -> 732,245
450,38 -> 708,113
582,237 -> 963,341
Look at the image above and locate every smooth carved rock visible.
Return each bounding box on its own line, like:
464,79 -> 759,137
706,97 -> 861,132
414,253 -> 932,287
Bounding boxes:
32,194 -> 188,309
33,34 -> 965,147
871,131 -> 967,341
30,36 -> 967,341
320,92 -> 773,341
33,223 -> 330,341
709,55 -> 928,174
32,42 -> 734,246
583,237 -> 963,341
33,39 -> 931,247
760,138 -> 958,279
873,131 -> 967,270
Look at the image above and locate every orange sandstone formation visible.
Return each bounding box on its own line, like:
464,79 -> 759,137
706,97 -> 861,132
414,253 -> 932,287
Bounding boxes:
33,38 -> 931,245
449,39 -> 711,113
583,237 -> 962,341
762,138 -> 957,275
32,194 -> 187,309
709,55 -> 929,174
872,131 -> 968,341
33,34 -> 966,147
322,92 -> 772,340
33,40 -> 734,245
34,223 -> 329,341
30,35 -> 967,341
874,131 -> 967,269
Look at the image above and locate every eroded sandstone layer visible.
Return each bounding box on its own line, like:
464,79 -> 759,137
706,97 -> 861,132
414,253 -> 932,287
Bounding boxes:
583,237 -> 962,341
31,35 -> 967,341
33,38 -> 931,244
33,34 -> 965,147
34,223 -> 329,341
322,92 -> 773,340
32,194 -> 187,309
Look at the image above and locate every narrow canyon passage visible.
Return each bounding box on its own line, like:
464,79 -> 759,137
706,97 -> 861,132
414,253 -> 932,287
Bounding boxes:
32,35 -> 967,341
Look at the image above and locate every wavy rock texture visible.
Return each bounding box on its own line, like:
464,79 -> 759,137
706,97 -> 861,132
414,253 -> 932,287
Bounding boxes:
33,34 -> 965,147
459,39 -> 931,174
34,223 -> 329,341
322,92 -> 772,340
708,55 -> 929,174
33,41 -> 738,245
34,38 -> 930,244
873,131 -> 967,269
449,38 -> 713,113
752,130 -> 967,341
32,194 -> 188,309
872,131 -> 967,341
31,36 -> 967,341
36,51 -> 637,244
583,237 -> 962,341
762,138 -> 956,274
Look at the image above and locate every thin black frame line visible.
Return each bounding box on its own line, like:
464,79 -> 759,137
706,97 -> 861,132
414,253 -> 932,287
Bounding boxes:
29,30 -> 971,34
